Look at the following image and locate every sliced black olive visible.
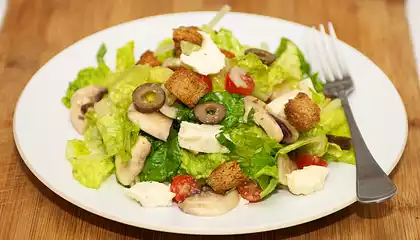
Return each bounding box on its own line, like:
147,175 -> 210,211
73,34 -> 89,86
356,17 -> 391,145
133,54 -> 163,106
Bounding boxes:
194,102 -> 226,124
245,48 -> 276,66
327,135 -> 352,150
132,83 -> 166,113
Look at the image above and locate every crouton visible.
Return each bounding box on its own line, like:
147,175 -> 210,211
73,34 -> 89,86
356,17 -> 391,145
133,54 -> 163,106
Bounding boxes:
164,68 -> 209,108
137,50 -> 161,67
206,161 -> 247,194
173,26 -> 203,57
284,92 -> 320,132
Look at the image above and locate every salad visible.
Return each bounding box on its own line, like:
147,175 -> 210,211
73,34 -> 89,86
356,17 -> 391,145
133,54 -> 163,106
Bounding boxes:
63,6 -> 355,216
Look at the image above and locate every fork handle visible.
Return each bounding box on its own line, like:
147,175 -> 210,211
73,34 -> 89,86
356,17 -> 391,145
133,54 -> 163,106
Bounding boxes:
339,95 -> 397,203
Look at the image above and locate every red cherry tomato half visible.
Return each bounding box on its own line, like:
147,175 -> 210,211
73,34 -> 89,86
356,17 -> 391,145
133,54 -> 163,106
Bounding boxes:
220,49 -> 235,59
170,175 -> 201,202
236,180 -> 261,202
225,69 -> 255,96
199,75 -> 212,92
295,154 -> 328,169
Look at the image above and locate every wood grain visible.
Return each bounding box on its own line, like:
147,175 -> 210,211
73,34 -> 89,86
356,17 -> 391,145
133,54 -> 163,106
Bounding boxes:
1,0 -> 419,239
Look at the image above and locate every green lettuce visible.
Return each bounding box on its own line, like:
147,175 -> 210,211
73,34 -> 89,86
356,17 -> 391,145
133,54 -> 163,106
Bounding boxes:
277,134 -> 328,157
320,99 -> 351,137
200,92 -> 244,128
323,143 -> 356,164
139,129 -> 181,182
273,37 -> 309,81
204,28 -> 247,56
116,41 -> 135,71
218,124 -> 281,197
155,38 -> 175,62
180,150 -> 229,179
174,103 -> 197,122
180,41 -> 201,55
61,44 -> 111,108
235,53 -> 285,101
65,140 -> 114,189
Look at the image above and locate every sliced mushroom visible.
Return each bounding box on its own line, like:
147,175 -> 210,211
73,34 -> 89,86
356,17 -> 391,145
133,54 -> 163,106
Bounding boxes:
244,96 -> 283,142
273,116 -> 299,144
116,136 -> 152,186
159,103 -> 178,119
178,189 -> 240,216
277,154 -> 297,185
70,86 -> 108,134
128,104 -> 173,141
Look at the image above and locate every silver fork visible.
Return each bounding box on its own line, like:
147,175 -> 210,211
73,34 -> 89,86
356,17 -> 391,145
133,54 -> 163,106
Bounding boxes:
305,22 -> 397,203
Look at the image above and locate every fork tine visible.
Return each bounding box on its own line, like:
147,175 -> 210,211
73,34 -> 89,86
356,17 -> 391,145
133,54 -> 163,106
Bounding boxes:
327,22 -> 348,77
314,26 -> 335,82
305,27 -> 325,83
320,24 -> 342,80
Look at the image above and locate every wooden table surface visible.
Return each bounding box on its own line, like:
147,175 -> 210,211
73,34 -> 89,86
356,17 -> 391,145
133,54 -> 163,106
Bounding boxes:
1,0 -> 419,239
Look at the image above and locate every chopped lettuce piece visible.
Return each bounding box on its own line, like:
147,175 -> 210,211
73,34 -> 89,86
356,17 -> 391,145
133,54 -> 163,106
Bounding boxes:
139,129 -> 181,182
148,66 -> 173,83
155,38 -> 175,62
203,28 -> 247,56
217,124 -> 281,194
273,37 -> 309,81
319,99 -> 350,137
200,92 -> 245,128
235,53 -> 285,101
61,44 -> 111,108
323,143 -> 356,164
174,103 -> 197,122
108,65 -> 150,109
277,134 -> 328,157
84,125 -> 106,153
116,41 -> 135,71
65,140 -> 114,189
180,41 -> 201,55
180,150 -> 229,179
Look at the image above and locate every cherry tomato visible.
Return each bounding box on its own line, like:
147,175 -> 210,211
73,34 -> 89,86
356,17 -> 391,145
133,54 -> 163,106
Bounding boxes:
170,175 -> 201,202
294,154 -> 328,169
225,68 -> 255,95
199,75 -> 212,92
236,180 -> 261,202
220,49 -> 235,59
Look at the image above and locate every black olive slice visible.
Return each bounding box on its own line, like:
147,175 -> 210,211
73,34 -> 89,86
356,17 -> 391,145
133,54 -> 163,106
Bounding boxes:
245,48 -> 276,66
194,102 -> 227,124
132,83 -> 166,113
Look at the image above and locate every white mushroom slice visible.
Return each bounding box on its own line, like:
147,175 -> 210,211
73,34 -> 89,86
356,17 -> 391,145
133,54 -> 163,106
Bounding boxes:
159,104 -> 178,119
128,104 -> 173,141
178,122 -> 229,153
179,190 -> 240,216
116,136 -> 152,186
244,96 -> 283,142
277,154 -> 297,185
70,86 -> 107,134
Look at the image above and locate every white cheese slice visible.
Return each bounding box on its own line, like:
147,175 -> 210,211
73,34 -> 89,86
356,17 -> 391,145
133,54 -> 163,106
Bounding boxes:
127,181 -> 175,207
178,121 -> 229,153
286,165 -> 329,195
180,31 -> 226,75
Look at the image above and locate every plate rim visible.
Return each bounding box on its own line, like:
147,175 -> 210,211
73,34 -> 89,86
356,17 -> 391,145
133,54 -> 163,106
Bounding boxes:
12,10 -> 409,235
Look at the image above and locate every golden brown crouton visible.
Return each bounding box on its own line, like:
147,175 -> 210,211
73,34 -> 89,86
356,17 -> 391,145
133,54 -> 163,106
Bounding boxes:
284,92 -> 320,132
137,50 -> 161,67
173,26 -> 203,57
206,161 -> 247,194
164,68 -> 209,108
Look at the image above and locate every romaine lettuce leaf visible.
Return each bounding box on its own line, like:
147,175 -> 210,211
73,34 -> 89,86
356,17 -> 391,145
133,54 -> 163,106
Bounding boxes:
61,44 -> 111,108
139,128 -> 181,182
180,150 -> 229,179
235,53 -> 285,101
203,28 -> 247,56
108,65 -> 151,109
319,99 -> 350,137
273,37 -> 309,81
200,92 -> 245,128
65,140 -> 114,189
277,134 -> 328,157
155,38 -> 175,62
116,41 -> 135,71
218,124 -> 281,196
323,143 -> 356,164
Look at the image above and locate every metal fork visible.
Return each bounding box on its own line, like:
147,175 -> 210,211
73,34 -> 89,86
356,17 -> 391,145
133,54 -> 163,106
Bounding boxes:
305,22 -> 397,203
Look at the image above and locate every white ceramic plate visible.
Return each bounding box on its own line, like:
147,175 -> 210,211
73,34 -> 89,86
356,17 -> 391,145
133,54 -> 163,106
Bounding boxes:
13,11 -> 407,235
